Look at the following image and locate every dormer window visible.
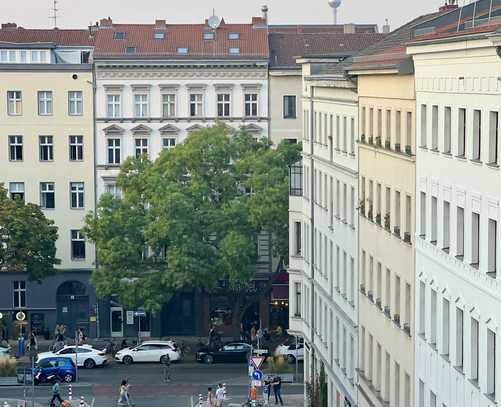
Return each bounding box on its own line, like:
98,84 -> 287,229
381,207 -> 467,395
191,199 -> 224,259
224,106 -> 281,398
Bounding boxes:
203,32 -> 215,40
228,32 -> 240,40
177,47 -> 188,54
229,47 -> 240,55
154,31 -> 165,39
125,47 -> 137,54
113,32 -> 126,40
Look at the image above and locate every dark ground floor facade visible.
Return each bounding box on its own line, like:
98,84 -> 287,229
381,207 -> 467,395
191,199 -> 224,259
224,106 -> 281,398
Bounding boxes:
0,271 -> 289,340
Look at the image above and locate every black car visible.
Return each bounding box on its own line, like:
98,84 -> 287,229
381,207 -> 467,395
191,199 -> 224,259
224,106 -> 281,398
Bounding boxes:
196,342 -> 253,364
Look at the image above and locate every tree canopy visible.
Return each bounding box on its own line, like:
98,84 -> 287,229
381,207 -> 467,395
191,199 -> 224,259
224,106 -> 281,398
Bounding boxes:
0,184 -> 60,280
84,125 -> 301,313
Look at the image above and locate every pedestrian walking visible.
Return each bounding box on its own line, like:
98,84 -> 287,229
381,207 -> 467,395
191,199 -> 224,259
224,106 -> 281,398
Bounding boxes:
76,328 -> 84,345
215,383 -> 225,407
162,355 -> 171,383
118,379 -> 131,406
28,331 -> 38,352
272,376 -> 284,406
208,325 -> 216,349
49,379 -> 63,407
263,379 -> 271,406
17,333 -> 25,357
207,386 -> 215,407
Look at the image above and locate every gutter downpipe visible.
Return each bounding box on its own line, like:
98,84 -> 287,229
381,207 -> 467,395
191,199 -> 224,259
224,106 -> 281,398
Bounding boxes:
309,83 -> 316,386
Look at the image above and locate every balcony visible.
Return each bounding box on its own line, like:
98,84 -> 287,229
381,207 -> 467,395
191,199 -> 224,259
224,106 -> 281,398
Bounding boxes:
403,323 -> 411,337
376,298 -> 382,310
394,143 -> 401,152
405,145 -> 412,156
393,314 -> 401,327
393,225 -> 401,237
403,232 -> 411,244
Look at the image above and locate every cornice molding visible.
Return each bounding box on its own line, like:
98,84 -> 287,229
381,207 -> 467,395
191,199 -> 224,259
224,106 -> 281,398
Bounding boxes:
97,69 -> 267,80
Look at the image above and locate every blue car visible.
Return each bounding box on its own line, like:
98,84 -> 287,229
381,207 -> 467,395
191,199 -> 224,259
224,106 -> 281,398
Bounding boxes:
33,356 -> 76,385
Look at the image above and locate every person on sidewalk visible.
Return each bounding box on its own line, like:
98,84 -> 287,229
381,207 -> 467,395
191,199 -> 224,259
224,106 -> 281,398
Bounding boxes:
207,386 -> 215,407
118,379 -> 131,406
215,383 -> 225,407
49,378 -> 63,407
263,378 -> 271,406
272,376 -> 284,406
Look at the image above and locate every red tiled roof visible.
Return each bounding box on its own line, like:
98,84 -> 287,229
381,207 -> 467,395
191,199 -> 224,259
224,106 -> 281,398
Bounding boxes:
269,24 -> 379,34
94,20 -> 268,59
0,26 -> 94,46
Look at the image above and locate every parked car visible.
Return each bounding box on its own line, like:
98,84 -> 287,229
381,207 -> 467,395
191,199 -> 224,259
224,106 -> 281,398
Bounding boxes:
33,357 -> 76,385
196,342 -> 268,364
36,345 -> 107,369
115,340 -> 181,365
274,342 -> 304,363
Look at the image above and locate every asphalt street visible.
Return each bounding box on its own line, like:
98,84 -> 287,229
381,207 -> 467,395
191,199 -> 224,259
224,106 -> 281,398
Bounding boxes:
0,361 -> 304,407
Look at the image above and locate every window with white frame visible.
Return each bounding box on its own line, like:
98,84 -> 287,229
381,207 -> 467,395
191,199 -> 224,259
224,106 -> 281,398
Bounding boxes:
135,138 -> 149,158
473,109 -> 482,161
431,105 -> 438,150
471,212 -> 480,268
68,91 -> 83,116
9,182 -> 24,201
457,206 -> 465,258
106,94 -> 121,118
71,230 -> 85,260
420,104 -> 427,148
70,182 -> 84,209
9,135 -> 23,161
162,94 -> 176,118
107,138 -> 121,165
162,138 -> 176,150
244,93 -> 258,117
0,49 -> 16,63
488,218 -> 497,276
456,307 -> 464,370
217,93 -> 231,117
294,282 -> 301,317
39,135 -> 54,161
489,111 -> 499,165
471,317 -> 479,381
69,135 -> 83,161
444,106 -> 452,153
443,200 -> 450,251
38,91 -> 53,115
40,182 -> 55,209
13,281 -> 26,308
430,289 -> 437,346
283,95 -> 296,119
134,94 -> 148,117
189,94 -> 203,117
442,298 -> 450,357
105,183 -> 121,198
487,329 -> 496,396
7,90 -> 22,115
458,108 -> 466,157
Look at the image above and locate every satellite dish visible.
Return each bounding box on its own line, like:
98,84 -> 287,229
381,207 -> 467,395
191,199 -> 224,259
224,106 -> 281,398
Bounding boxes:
208,15 -> 222,29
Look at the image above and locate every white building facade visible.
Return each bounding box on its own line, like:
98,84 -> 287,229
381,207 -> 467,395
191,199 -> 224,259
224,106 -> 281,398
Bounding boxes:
409,26 -> 501,407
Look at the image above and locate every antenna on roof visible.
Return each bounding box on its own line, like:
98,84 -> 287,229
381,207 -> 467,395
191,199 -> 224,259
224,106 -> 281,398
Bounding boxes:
50,0 -> 59,28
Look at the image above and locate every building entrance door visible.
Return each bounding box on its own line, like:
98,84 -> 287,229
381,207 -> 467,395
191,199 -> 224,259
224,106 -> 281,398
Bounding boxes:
110,307 -> 123,337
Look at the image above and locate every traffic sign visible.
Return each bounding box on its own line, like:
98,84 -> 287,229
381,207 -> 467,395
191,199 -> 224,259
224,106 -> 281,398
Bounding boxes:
251,380 -> 262,387
134,311 -> 146,317
252,370 -> 263,381
16,311 -> 26,321
251,356 -> 265,370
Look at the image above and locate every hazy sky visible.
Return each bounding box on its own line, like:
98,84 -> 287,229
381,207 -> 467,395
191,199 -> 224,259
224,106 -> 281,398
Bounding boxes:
4,0 -> 452,31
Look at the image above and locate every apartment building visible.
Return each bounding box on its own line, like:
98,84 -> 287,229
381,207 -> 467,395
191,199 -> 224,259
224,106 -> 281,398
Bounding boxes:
408,1 -> 501,405
0,25 -> 98,337
287,32 -> 383,407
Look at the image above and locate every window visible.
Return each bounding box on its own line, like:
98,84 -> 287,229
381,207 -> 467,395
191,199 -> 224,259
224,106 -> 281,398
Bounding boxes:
457,206 -> 465,258
350,117 -> 355,154
154,31 -> 165,39
471,317 -> 479,381
68,91 -> 83,115
395,191 -> 401,234
9,135 -> 23,161
385,268 -> 391,311
488,219 -> 497,276
294,282 -> 301,317
442,298 -> 450,357
430,289 -> 437,346
405,283 -> 411,331
384,351 -> 390,401
106,94 -> 121,118
70,182 -> 84,209
162,138 -> 176,150
431,105 -> 438,150
394,362 -> 400,407
228,32 -> 240,40
395,275 -> 401,323
203,32 -> 215,40
244,93 -> 258,117
177,47 -> 188,54
105,183 -> 121,198
71,230 -> 85,260
444,107 -> 451,153
124,47 -> 136,54
489,111 -> 499,165
456,307 -> 464,370
420,192 -> 426,238
69,136 -> 83,161
9,182 -> 24,201
162,94 -> 176,117
458,108 -> 466,157
7,91 -> 22,115
20,50 -> 26,63
343,116 -> 347,151
135,138 -> 148,158
107,138 -> 121,165
38,91 -> 53,115
395,110 -> 402,149
431,196 -> 437,244
229,47 -> 240,54
404,373 -> 411,407
472,212 -> 481,268
217,93 -> 231,117
294,222 -> 301,256
189,94 -> 203,117
0,50 -> 16,63
406,111 -> 412,152
134,94 -> 148,117
40,182 -> 55,209
419,281 -> 425,335
443,201 -> 450,251
420,104 -> 427,148
419,379 -> 425,407
487,329 -> 496,396
39,136 -> 54,161
283,95 -> 296,119
473,109 -> 481,160
113,32 -> 126,40
13,281 -> 26,308
430,391 -> 437,407
385,109 -> 391,146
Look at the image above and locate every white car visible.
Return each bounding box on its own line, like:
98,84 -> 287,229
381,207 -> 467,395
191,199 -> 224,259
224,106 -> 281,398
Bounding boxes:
274,342 -> 304,363
115,340 -> 181,365
36,345 -> 107,369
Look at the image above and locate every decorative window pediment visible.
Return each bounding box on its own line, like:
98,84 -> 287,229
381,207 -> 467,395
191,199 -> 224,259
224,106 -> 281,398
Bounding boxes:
186,124 -> 205,132
159,124 -> 180,135
131,124 -> 153,135
103,124 -> 125,135
241,123 -> 262,134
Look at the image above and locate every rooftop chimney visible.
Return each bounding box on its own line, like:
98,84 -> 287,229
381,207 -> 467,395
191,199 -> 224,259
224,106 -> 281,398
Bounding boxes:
343,23 -> 355,34
382,19 -> 390,34
1,23 -> 17,30
155,19 -> 166,29
99,17 -> 113,28
261,5 -> 269,24
439,0 -> 458,12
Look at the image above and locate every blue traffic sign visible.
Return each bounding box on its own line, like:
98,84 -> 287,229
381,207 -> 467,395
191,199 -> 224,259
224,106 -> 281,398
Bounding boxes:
252,370 -> 263,381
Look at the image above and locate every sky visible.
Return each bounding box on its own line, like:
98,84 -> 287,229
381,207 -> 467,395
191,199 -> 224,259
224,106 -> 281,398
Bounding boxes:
3,0 -> 455,31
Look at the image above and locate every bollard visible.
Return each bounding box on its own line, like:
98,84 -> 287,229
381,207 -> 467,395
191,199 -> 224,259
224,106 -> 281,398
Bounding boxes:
4,401 -> 10,407
79,396 -> 85,407
68,383 -> 73,401
223,383 -> 227,400
198,393 -> 203,407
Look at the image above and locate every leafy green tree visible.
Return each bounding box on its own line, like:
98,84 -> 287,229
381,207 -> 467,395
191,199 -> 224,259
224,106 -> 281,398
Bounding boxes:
0,184 -> 60,280
84,125 -> 301,330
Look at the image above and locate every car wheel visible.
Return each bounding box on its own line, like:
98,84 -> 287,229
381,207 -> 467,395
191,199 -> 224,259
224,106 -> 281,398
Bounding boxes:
84,358 -> 96,369
160,355 -> 170,365
63,373 -> 73,383
123,355 -> 133,365
287,354 -> 296,364
203,354 -> 214,364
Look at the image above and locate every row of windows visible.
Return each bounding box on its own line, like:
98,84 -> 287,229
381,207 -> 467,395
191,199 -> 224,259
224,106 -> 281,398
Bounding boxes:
418,281 -> 497,398
419,105 -> 500,166
419,191 -> 498,275
123,45 -> 242,55
360,249 -> 413,335
106,137 -> 177,165
0,49 -> 50,64
360,325 -> 412,407
8,181 -> 85,210
112,30 -> 241,41
6,135 -> 84,162
5,90 -> 83,116
105,91 -> 259,118
360,176 -> 413,243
